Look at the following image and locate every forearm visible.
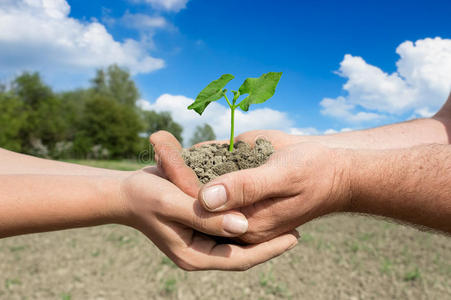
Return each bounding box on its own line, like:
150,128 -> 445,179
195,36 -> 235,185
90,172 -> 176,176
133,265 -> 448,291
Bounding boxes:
0,148 -> 125,176
298,118 -> 449,149
347,144 -> 451,232
0,174 -> 128,238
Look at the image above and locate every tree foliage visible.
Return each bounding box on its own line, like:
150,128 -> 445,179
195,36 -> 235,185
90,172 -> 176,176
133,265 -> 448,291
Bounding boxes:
74,94 -> 143,158
91,64 -> 140,107
143,110 -> 184,144
190,124 -> 216,146
0,65 -> 184,159
0,92 -> 26,152
10,72 -> 67,156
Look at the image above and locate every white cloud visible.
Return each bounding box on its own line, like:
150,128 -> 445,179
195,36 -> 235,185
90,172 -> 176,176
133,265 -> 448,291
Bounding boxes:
133,0 -> 189,12
321,37 -> 451,123
414,107 -> 435,118
138,94 -> 295,144
0,0 -> 164,78
321,96 -> 384,123
323,128 -> 353,135
121,12 -> 168,30
289,127 -> 320,136
323,129 -> 338,135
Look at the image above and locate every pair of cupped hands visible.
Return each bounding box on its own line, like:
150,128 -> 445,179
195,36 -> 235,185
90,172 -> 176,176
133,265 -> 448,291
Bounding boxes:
118,130 -> 351,271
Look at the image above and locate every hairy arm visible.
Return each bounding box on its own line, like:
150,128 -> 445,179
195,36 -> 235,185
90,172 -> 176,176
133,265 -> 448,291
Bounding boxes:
304,118 -> 448,149
349,143 -> 451,232
298,93 -> 451,149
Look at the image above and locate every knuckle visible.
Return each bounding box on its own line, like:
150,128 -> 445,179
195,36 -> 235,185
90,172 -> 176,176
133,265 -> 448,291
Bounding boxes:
240,176 -> 261,206
238,230 -> 270,244
191,201 -> 211,232
238,218 -> 275,244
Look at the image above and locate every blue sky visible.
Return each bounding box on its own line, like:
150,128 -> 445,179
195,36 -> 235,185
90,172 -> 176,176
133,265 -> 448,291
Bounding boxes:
1,0 -> 451,141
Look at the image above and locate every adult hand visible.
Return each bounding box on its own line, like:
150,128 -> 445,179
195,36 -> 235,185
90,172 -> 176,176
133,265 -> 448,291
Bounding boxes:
199,142 -> 352,243
119,166 -> 299,270
150,130 -> 351,244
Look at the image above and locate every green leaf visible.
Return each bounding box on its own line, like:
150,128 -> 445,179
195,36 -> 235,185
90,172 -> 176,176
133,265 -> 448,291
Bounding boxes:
188,74 -> 234,115
237,72 -> 282,111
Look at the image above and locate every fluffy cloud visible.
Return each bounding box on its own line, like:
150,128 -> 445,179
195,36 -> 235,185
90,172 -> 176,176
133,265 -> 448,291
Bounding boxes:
138,94 -> 296,144
0,0 -> 164,77
288,127 -> 320,135
320,96 -> 385,122
321,37 -> 451,123
132,0 -> 189,12
121,12 -> 168,30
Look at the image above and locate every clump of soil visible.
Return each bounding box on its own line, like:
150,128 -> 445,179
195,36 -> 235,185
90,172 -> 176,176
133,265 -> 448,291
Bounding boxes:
182,139 -> 274,184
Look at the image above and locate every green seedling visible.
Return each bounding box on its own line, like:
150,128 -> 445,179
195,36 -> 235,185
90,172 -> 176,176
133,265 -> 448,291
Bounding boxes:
188,72 -> 282,151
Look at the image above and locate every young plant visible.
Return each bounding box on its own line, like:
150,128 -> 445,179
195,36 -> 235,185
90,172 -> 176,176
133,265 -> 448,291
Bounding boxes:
188,72 -> 282,151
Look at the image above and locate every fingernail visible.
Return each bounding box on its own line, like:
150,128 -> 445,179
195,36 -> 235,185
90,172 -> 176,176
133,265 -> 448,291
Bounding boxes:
223,214 -> 248,234
287,240 -> 298,250
202,185 -> 227,210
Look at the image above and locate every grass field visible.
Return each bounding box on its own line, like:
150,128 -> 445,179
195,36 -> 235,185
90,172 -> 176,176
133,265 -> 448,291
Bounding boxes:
63,159 -> 151,171
0,160 -> 450,299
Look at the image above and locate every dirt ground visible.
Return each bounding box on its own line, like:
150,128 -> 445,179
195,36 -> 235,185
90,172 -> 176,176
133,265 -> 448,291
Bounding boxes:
182,139 -> 273,183
0,161 -> 450,299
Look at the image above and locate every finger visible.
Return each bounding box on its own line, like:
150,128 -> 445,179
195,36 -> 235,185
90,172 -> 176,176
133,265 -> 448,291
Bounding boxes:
150,131 -> 201,197
235,130 -> 277,144
164,189 -> 249,237
237,201 -> 304,244
187,231 -> 299,271
198,158 -> 295,212
235,130 -> 294,149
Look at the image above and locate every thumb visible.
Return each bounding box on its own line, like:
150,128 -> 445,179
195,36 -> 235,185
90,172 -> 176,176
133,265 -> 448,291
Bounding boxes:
199,161 -> 292,212
150,130 -> 201,197
167,190 -> 249,237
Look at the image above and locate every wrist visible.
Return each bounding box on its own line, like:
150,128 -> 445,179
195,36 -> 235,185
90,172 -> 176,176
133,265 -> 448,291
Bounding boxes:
345,148 -> 389,213
329,147 -> 355,213
98,171 -> 134,225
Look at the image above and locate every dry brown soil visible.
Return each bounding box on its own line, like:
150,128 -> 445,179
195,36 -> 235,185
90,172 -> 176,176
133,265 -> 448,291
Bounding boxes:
182,139 -> 273,183
0,215 -> 450,300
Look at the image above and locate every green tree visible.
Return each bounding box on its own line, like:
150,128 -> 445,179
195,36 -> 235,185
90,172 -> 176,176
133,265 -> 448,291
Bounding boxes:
11,72 -> 66,156
59,89 -> 90,141
11,72 -> 53,109
74,94 -> 143,158
143,110 -> 184,144
0,93 -> 27,152
0,67 -> 149,159
189,123 -> 216,146
91,69 -> 108,95
91,65 -> 139,107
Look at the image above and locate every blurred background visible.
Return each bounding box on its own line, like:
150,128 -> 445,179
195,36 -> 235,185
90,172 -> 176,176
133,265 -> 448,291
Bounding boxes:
0,0 -> 450,299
